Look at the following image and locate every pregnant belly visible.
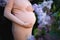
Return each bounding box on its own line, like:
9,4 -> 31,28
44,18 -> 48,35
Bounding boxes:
13,11 -> 36,24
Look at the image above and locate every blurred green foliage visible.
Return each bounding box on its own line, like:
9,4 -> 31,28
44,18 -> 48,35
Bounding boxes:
32,0 -> 60,39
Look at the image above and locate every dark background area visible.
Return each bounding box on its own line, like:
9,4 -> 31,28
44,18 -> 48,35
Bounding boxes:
0,6 -> 14,40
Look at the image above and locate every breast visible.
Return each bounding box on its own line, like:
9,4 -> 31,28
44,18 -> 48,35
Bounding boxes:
13,0 -> 36,24
14,0 -> 29,9
13,0 -> 34,12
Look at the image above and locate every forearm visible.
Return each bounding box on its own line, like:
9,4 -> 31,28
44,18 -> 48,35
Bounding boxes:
4,0 -> 32,28
4,12 -> 32,28
4,11 -> 25,26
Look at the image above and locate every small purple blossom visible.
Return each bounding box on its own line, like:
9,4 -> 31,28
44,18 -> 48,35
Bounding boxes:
27,35 -> 36,40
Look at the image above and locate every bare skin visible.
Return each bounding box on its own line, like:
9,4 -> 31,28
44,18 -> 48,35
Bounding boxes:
4,0 -> 36,40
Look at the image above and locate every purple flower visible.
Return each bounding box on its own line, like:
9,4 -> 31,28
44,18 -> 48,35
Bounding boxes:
27,35 -> 36,40
0,0 -> 8,7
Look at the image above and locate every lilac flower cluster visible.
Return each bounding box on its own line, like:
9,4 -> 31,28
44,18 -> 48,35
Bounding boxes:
33,0 -> 53,28
33,0 -> 53,40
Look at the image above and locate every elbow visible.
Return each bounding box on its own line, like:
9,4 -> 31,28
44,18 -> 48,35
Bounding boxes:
4,10 -> 10,18
4,8 -> 11,17
4,11 -> 7,17
4,10 -> 8,17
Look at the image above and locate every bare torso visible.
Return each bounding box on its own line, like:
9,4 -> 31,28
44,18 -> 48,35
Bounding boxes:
12,0 -> 36,40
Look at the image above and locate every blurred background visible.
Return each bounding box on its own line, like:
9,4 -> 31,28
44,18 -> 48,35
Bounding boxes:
0,0 -> 60,40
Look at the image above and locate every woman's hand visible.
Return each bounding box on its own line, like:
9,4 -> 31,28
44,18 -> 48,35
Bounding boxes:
23,23 -> 33,28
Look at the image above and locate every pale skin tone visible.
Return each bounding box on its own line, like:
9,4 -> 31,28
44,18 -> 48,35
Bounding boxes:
4,0 -> 36,40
